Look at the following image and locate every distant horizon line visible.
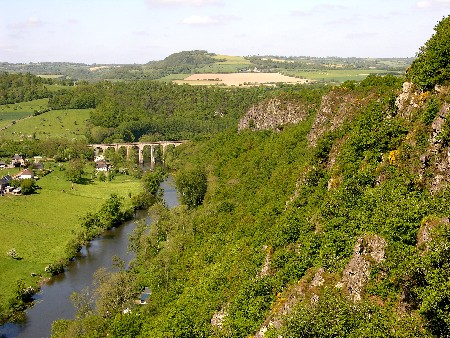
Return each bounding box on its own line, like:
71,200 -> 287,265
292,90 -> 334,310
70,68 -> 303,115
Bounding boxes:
1,54 -> 416,66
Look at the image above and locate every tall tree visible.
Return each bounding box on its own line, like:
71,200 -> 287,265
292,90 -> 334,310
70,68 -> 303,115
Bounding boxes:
175,167 -> 207,209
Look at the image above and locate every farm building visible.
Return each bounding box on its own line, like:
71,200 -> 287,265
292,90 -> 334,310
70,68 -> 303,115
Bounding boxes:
11,154 -> 27,167
32,162 -> 45,171
16,169 -> 34,180
95,160 -> 110,172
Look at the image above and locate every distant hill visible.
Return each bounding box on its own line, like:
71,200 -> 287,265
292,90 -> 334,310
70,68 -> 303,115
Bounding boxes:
148,50 -> 219,69
0,51 -> 413,84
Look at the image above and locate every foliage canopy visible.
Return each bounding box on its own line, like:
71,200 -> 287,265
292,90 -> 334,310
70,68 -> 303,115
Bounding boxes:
407,15 -> 450,89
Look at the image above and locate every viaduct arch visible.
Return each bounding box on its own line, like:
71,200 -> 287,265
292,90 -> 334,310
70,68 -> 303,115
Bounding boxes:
88,141 -> 185,164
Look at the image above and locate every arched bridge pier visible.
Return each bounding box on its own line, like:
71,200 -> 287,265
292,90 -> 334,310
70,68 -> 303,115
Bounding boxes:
89,141 -> 185,164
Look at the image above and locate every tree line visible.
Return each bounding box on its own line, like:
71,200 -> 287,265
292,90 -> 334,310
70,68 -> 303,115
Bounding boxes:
0,72 -> 52,104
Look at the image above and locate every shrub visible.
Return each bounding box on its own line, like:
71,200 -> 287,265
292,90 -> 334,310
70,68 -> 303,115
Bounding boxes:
45,262 -> 65,275
422,97 -> 440,125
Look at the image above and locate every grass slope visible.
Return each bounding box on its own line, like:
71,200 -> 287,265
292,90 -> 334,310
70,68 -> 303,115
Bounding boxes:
0,108 -> 91,140
0,99 -> 49,129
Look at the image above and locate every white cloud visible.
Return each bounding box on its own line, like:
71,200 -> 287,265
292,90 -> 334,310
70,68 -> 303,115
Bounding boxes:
9,17 -> 45,30
417,0 -> 450,8
292,4 -> 347,16
180,15 -> 220,25
147,0 -> 220,6
7,17 -> 46,38
133,30 -> 150,36
417,1 -> 431,7
0,44 -> 16,53
346,32 -> 377,39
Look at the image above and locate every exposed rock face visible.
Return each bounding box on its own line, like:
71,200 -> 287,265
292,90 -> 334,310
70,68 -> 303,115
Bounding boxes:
256,245 -> 272,279
417,217 -> 450,251
429,102 -> 450,151
395,82 -> 421,118
391,82 -> 450,193
253,268 -> 327,337
238,97 -> 309,131
341,235 -> 386,302
310,268 -> 325,287
211,306 -> 228,329
307,89 -> 364,147
421,102 -> 450,193
253,236 -> 386,336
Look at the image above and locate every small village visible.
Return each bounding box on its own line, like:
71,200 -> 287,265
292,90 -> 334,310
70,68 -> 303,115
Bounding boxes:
0,154 -> 111,196
0,154 -> 43,196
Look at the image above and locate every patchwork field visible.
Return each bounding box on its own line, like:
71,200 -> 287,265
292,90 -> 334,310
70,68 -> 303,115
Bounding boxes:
174,72 -> 309,86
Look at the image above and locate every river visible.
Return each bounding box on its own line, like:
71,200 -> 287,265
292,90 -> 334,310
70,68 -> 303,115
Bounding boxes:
0,176 -> 178,338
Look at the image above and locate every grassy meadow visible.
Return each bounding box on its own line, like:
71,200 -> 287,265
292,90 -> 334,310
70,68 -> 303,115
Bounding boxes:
0,108 -> 91,140
0,99 -> 49,129
0,166 -> 142,315
282,69 -> 397,83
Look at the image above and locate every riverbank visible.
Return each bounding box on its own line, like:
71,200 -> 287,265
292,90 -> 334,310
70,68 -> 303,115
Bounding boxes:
0,168 -> 142,323
0,176 -> 178,338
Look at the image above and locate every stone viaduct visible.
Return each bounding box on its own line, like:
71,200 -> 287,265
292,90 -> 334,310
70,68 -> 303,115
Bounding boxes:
89,141 -> 185,164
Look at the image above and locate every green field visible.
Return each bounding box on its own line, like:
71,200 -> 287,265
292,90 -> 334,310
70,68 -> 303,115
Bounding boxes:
158,73 -> 191,81
283,69 -> 401,84
0,108 -> 91,140
0,99 -> 49,114
213,54 -> 252,65
0,167 -> 142,315
0,99 -> 50,129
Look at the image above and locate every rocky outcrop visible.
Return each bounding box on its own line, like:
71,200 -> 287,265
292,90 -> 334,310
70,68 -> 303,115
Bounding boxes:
420,101 -> 450,193
417,217 -> 450,251
256,245 -> 272,279
340,235 -> 386,302
211,306 -> 228,329
253,268 -> 330,337
429,102 -> 450,151
238,97 -> 309,131
307,89 -> 365,147
395,82 -> 422,118
394,82 -> 450,193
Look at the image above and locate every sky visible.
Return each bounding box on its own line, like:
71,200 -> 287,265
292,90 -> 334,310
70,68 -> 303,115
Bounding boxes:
1,0 -> 449,64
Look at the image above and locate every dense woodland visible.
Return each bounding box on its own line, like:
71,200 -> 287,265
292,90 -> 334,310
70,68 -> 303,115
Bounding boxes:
1,15 -> 450,338
0,72 -> 51,104
46,81 -> 326,142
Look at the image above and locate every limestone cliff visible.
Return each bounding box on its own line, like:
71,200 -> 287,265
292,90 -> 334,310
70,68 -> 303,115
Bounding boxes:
238,96 -> 310,131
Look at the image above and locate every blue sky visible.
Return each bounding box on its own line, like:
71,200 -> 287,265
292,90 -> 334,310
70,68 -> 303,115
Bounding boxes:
1,0 -> 449,64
